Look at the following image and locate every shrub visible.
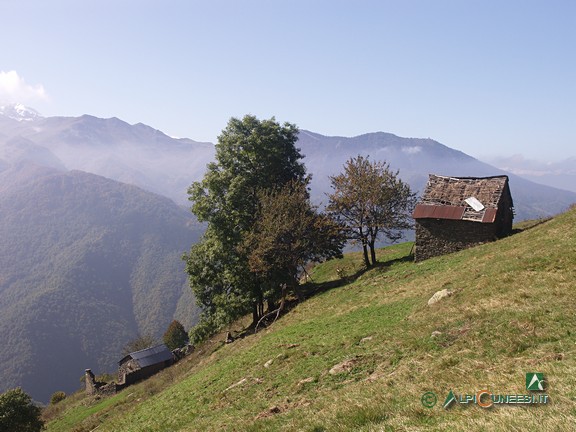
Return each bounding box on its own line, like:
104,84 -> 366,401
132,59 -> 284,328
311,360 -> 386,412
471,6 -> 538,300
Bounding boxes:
50,391 -> 66,405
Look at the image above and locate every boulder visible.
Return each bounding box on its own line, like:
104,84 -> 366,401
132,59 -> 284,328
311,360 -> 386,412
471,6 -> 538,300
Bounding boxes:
427,289 -> 452,306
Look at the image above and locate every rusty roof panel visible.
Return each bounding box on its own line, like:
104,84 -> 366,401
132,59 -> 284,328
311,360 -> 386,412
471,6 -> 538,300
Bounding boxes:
482,208 -> 498,223
413,204 -> 436,218
413,204 -> 466,220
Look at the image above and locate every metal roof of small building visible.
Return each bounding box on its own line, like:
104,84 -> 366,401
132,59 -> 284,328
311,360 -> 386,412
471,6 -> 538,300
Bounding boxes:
413,174 -> 511,223
119,344 -> 173,368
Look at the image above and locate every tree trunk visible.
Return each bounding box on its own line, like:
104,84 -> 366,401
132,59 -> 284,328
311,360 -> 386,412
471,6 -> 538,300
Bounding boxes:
362,243 -> 370,268
252,302 -> 259,327
252,299 -> 265,327
367,225 -> 378,266
267,299 -> 277,314
255,284 -> 287,333
359,227 -> 371,268
369,240 -> 377,266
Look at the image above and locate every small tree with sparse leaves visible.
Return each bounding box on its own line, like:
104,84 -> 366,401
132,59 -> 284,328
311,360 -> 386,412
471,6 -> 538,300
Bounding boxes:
327,155 -> 416,268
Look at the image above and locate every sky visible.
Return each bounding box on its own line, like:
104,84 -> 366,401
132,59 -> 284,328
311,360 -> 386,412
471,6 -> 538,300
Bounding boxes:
1,0 -> 574,162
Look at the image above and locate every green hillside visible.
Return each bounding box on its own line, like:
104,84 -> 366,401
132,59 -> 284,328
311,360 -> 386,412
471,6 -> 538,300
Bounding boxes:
46,207 -> 575,431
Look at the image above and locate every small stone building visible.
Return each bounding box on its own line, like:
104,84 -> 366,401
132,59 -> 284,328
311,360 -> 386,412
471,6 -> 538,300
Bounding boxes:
117,344 -> 174,386
413,174 -> 514,261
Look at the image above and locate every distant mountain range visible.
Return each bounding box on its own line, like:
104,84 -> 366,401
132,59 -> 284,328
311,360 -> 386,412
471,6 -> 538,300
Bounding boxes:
0,104 -> 575,402
295,131 -> 576,221
0,107 -> 214,204
1,105 -> 574,218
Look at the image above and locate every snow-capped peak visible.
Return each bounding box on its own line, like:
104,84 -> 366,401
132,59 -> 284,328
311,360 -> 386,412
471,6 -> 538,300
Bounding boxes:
0,103 -> 42,121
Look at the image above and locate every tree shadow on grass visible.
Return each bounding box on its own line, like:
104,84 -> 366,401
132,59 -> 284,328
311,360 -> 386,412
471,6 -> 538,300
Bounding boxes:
373,252 -> 414,269
249,250 -> 414,334
511,217 -> 553,235
298,251 -> 414,301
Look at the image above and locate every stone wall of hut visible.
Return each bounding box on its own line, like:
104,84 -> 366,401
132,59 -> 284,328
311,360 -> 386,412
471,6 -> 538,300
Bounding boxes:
496,193 -> 514,237
117,358 -> 139,384
414,219 -> 498,262
85,369 -> 119,396
117,358 -> 174,386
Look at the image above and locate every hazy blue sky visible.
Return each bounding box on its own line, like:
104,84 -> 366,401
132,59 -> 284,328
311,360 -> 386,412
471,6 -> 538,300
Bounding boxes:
1,1 -> 574,161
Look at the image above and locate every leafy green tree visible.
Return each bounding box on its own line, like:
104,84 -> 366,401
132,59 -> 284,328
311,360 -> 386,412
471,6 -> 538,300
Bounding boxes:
242,180 -> 345,311
184,115 -> 307,334
0,388 -> 44,432
327,155 -> 416,268
163,320 -> 188,350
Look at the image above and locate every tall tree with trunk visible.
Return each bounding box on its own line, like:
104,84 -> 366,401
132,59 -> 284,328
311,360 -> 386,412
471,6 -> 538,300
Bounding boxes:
327,155 -> 416,268
184,115 -> 307,334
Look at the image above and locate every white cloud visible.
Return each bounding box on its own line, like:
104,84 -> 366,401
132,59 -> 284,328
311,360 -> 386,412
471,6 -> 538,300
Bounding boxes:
0,70 -> 47,103
402,145 -> 422,155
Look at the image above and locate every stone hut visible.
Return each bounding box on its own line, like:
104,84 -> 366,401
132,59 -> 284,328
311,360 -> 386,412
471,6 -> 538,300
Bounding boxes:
117,344 -> 174,386
413,174 -> 513,261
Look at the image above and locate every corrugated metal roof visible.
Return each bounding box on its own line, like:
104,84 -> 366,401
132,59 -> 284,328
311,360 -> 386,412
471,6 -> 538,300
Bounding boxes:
413,204 -> 466,220
119,344 -> 173,368
482,208 -> 498,223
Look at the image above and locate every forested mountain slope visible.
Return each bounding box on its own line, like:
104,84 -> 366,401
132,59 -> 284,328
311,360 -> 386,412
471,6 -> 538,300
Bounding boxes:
0,164 -> 203,402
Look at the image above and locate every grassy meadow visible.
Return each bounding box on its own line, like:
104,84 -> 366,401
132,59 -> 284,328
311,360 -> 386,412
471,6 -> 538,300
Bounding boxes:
45,208 -> 576,431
